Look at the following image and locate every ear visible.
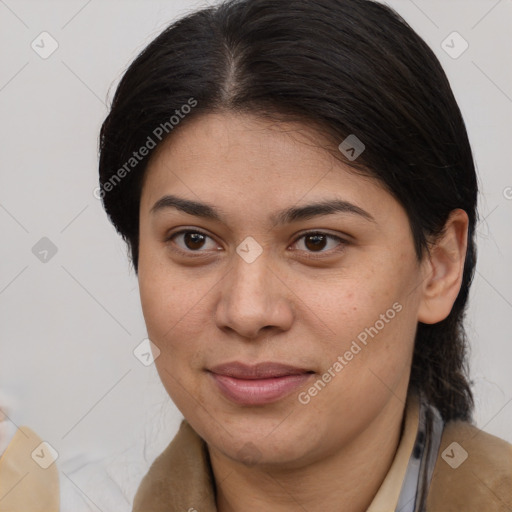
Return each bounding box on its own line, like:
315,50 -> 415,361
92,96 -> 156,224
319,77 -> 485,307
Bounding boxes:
417,209 -> 469,324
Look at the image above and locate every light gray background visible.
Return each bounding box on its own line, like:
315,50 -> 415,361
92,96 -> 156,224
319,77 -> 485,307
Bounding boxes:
1,0 -> 511,507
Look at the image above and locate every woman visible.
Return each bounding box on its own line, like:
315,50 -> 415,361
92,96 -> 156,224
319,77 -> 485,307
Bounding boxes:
98,0 -> 512,510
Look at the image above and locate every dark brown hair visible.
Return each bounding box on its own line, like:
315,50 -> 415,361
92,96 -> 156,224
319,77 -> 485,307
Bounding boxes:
98,0 -> 478,422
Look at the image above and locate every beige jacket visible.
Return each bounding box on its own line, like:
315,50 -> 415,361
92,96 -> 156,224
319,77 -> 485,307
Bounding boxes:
132,398 -> 512,512
0,400 -> 510,510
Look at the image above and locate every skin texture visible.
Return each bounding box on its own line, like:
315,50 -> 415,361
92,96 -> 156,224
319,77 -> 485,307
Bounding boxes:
137,112 -> 468,512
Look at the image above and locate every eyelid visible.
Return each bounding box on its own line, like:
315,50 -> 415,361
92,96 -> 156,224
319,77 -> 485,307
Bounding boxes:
165,228 -> 222,255
289,231 -> 349,257
165,228 -> 350,257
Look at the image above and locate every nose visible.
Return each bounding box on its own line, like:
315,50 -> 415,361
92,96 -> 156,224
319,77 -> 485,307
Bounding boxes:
214,249 -> 294,340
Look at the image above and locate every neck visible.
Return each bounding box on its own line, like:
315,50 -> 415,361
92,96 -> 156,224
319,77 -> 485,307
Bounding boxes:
208,396 -> 407,512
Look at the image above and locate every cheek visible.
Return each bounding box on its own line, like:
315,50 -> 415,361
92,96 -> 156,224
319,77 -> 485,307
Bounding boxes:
138,245 -> 200,353
138,263 -> 210,411
138,236 -> 192,328
140,274 -> 204,345
294,257 -> 418,380
290,264 -> 398,340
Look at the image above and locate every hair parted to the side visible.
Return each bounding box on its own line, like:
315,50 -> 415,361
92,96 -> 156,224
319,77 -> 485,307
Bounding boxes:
98,0 -> 478,423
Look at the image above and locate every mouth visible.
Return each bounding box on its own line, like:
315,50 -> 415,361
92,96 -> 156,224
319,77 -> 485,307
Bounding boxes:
207,361 -> 315,405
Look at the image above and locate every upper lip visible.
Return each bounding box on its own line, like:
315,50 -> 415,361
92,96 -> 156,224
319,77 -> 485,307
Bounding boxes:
208,362 -> 313,379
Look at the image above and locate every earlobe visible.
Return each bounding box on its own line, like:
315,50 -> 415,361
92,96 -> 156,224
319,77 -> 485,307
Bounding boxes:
417,209 -> 469,324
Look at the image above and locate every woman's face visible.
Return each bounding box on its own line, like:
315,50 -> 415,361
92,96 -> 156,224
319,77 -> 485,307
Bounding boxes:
138,112 -> 429,468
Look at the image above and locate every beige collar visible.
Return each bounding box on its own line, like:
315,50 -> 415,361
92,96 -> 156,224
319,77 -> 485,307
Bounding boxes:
367,393 -> 420,510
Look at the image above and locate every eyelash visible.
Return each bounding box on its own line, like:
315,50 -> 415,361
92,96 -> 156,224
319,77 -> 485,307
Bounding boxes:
165,229 -> 349,259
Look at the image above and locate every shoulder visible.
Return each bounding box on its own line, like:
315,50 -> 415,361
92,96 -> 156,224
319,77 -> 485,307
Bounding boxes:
132,420 -> 216,512
427,420 -> 512,511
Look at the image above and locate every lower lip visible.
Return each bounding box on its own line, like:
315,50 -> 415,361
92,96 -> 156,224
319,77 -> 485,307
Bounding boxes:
209,372 -> 313,405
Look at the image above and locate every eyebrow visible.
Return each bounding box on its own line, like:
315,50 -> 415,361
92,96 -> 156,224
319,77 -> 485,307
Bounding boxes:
150,194 -> 376,226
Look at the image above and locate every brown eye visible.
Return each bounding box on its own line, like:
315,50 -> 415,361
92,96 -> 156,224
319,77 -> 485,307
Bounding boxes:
304,233 -> 328,251
168,230 -> 219,253
183,232 -> 206,250
292,231 -> 347,255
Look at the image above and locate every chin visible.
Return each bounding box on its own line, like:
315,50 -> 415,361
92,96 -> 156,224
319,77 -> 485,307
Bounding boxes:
201,412 -> 323,468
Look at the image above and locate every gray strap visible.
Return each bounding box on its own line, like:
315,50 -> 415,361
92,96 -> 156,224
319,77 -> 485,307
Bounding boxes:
395,396 -> 444,512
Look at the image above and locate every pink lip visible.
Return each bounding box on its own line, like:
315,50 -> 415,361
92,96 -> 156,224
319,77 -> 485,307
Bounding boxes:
208,362 -> 314,405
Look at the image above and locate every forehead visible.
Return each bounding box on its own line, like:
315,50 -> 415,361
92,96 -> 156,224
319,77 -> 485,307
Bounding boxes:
139,112 -> 396,223
144,111 -> 339,177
